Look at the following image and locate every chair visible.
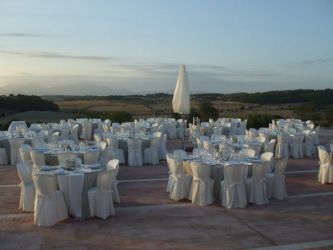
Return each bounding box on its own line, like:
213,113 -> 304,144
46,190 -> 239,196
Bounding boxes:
159,134 -> 167,160
30,150 -> 46,174
19,144 -> 32,163
246,162 -> 270,205
106,137 -> 125,164
290,134 -> 304,158
70,124 -> 79,143
94,133 -> 103,144
265,139 -> 276,154
17,162 -> 35,212
97,141 -> 107,155
144,137 -> 160,165
9,138 -> 23,165
261,152 -> 274,169
33,174 -> 68,226
106,159 -> 120,203
167,157 -> 192,201
318,146 -> 333,184
189,162 -> 214,206
275,134 -> 290,159
127,139 -> 143,167
84,150 -> 100,165
238,148 -> 256,158
80,120 -> 93,140
221,164 -> 248,208
0,147 -> 8,165
88,170 -> 115,219
303,131 -> 314,157
266,159 -> 288,200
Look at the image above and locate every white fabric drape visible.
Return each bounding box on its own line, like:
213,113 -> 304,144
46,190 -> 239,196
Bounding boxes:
172,64 -> 190,115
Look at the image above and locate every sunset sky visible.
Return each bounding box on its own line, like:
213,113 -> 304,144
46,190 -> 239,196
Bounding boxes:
0,0 -> 332,95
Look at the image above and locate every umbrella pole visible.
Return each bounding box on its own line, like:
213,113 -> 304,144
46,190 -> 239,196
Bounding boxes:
182,113 -> 185,150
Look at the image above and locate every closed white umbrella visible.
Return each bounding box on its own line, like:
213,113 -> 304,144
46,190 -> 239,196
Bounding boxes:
172,64 -> 190,147
172,64 -> 190,115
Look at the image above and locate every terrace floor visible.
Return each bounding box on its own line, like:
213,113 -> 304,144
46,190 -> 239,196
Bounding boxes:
0,131 -> 333,249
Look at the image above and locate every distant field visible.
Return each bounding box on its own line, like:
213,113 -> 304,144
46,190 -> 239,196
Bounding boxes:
56,97 -> 296,119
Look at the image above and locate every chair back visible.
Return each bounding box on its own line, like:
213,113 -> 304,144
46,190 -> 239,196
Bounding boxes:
107,159 -> 119,176
97,170 -> 114,192
97,141 -> 107,153
277,134 -> 289,144
266,139 -> 276,153
224,164 -> 248,184
190,162 -> 210,181
20,144 -> 32,162
30,150 -> 46,167
168,158 -> 184,176
33,174 -> 58,196
94,133 -> 102,143
150,137 -> 161,149
107,137 -> 119,149
252,162 -> 269,181
274,159 -> 288,176
84,150 -> 100,165
153,132 -> 162,138
17,162 -> 33,184
318,146 -> 330,165
127,139 -> 142,151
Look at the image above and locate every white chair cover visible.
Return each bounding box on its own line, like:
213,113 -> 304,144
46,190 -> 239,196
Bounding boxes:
290,134 -> 304,158
88,170 -> 115,219
275,134 -> 290,159
9,138 -> 23,165
318,146 -> 333,184
143,137 -> 160,165
159,134 -> 167,160
84,150 -> 100,165
167,157 -> 192,201
30,150 -> 46,174
266,159 -> 288,200
17,162 -> 35,212
106,137 -> 125,164
261,152 -> 274,171
127,139 -> 143,167
303,131 -> 314,157
0,148 -> 8,165
173,149 -> 187,163
33,174 -> 68,226
19,144 -> 32,163
106,159 -> 120,203
265,139 -> 276,154
221,164 -> 248,208
189,162 -> 214,206
246,162 -> 270,205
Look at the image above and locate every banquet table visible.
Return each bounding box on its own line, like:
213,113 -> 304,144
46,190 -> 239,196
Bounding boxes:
38,166 -> 101,219
183,158 -> 262,201
43,148 -> 100,166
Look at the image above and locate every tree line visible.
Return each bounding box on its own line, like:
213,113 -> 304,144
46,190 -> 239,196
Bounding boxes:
0,94 -> 59,112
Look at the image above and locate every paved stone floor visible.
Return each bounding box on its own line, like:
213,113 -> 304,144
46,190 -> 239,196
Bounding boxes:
0,132 -> 333,249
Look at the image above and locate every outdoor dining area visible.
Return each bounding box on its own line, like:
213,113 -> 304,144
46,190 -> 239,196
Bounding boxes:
0,113 -> 330,228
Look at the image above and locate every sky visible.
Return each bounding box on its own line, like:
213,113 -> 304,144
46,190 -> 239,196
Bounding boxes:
0,0 -> 332,95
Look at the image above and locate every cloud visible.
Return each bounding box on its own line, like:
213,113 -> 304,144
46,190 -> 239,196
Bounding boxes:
0,33 -> 44,37
0,49 -> 117,61
296,58 -> 331,66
